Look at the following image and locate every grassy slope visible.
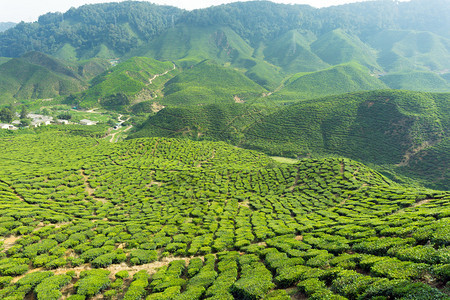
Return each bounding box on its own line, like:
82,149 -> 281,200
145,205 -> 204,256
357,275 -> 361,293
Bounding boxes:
130,25 -> 284,90
368,30 -> 450,72
0,52 -> 110,104
161,60 -> 266,106
0,57 -> 85,103
380,71 -> 450,92
130,103 -> 269,143
311,29 -> 381,71
243,90 -> 448,166
272,62 -> 387,101
263,29 -> 329,73
74,57 -> 174,108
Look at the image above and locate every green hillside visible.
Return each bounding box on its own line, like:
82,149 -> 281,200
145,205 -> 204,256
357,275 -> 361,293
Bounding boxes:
161,60 -> 266,106
0,129 -> 448,299
263,30 -> 329,73
380,71 -> 450,92
72,57 -> 175,109
243,90 -> 449,166
311,29 -> 380,71
0,52 -> 110,104
0,2 -> 183,59
398,137 -> 450,189
0,57 -> 11,66
130,104 -> 269,143
274,62 -> 387,101
131,25 -> 284,90
0,56 -> 84,103
368,30 -> 450,72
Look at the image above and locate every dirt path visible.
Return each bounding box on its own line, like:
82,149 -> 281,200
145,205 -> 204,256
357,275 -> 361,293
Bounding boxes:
108,114 -> 132,143
148,63 -> 176,85
12,255 -> 206,284
79,169 -> 107,204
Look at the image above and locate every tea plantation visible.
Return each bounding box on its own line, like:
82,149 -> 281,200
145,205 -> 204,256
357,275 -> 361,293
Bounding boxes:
0,129 -> 449,299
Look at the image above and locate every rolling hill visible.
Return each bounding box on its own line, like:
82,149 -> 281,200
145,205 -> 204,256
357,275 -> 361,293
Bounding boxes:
380,71 -> 450,92
272,62 -> 387,101
72,57 -> 175,109
0,52 -> 109,103
310,29 -> 381,71
244,90 -> 448,162
367,30 -> 450,73
160,60 -> 267,106
130,103 -> 269,143
131,90 -> 449,189
262,29 -> 329,74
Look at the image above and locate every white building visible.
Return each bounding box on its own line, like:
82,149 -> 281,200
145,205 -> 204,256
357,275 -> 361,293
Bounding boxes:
0,124 -> 17,130
80,119 -> 97,126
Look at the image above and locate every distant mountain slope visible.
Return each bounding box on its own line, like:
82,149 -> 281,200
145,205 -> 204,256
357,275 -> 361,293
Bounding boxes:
243,90 -> 449,167
0,52 -> 109,103
273,62 -> 387,101
161,60 -> 267,106
0,2 -> 183,59
263,30 -> 329,73
130,25 -> 284,89
1,0 -> 449,61
380,71 -> 450,92
311,29 -> 380,71
367,30 -> 450,72
73,57 -> 175,109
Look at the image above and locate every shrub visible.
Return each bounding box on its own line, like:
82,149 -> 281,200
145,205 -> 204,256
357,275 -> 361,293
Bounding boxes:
122,270 -> 149,300
231,262 -> 274,299
129,249 -> 158,265
115,270 -> 129,279
75,270 -> 111,297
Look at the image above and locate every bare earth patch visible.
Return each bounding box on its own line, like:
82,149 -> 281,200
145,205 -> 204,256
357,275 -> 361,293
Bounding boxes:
1,235 -> 20,251
234,95 -> 245,103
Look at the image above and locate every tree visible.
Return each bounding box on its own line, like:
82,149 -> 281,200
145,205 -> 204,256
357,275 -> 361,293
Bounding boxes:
19,119 -> 31,127
20,106 -> 28,119
0,108 -> 14,123
57,112 -> 72,120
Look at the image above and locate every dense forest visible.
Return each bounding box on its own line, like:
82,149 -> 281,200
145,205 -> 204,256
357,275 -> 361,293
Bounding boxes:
0,0 -> 449,59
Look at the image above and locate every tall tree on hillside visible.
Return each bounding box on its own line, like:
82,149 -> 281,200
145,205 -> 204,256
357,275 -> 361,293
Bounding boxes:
0,108 -> 13,123
20,106 -> 28,119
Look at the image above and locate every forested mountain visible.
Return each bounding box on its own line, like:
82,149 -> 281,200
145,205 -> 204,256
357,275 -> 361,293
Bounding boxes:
0,2 -> 183,59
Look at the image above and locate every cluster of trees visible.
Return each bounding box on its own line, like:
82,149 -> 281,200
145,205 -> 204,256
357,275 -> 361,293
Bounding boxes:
1,1 -> 449,58
0,2 -> 183,57
0,105 -> 29,126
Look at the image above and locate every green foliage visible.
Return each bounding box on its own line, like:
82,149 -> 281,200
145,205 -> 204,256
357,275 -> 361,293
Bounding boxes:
122,270 -> 149,300
75,269 -> 111,297
161,60 -> 266,106
0,128 -> 448,299
129,249 -> 158,265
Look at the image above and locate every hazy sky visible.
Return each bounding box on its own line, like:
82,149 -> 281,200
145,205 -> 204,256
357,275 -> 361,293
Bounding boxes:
1,0 -> 410,23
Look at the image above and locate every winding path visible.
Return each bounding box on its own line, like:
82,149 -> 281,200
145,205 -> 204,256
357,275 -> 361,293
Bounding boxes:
148,63 -> 176,85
